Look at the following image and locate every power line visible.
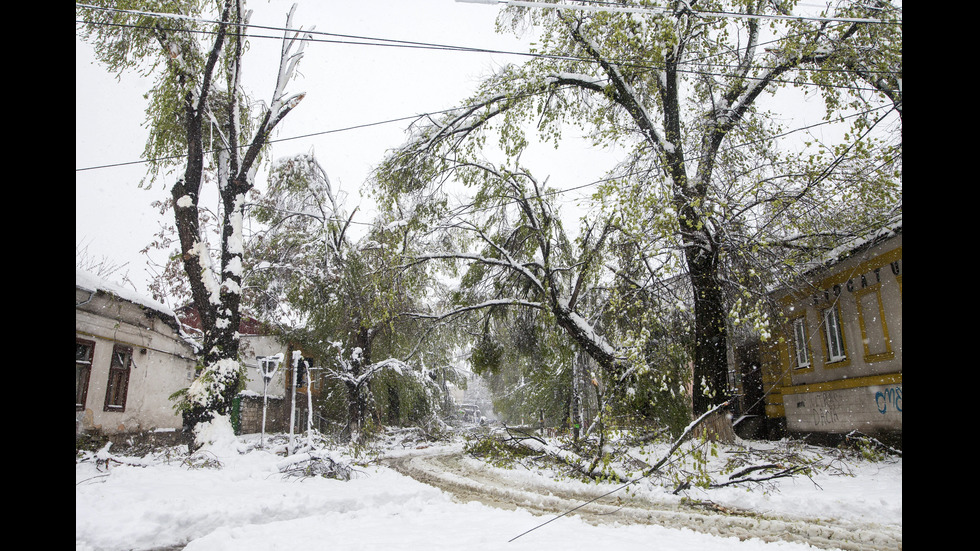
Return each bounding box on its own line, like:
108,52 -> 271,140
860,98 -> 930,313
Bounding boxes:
76,1 -> 901,28
77,100 -> 898,264
77,14 -> 899,88
75,110 -> 451,172
75,11 -> 899,147
75,3 -> 901,81
447,103 -> 897,219
76,84 -> 895,176
76,2 -> 900,211
75,3 -> 527,55
457,0 -> 900,24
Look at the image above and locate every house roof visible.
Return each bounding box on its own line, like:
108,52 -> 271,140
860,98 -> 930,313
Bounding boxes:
76,268 -> 176,318
818,214 -> 902,269
766,213 -> 902,298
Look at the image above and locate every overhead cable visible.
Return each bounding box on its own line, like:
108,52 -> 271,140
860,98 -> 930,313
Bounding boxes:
455,0 -> 899,24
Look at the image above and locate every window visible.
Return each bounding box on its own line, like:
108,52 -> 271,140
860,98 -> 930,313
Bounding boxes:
791,317 -> 811,369
76,339 -> 94,411
856,285 -> 894,362
104,344 -> 133,412
822,306 -> 847,363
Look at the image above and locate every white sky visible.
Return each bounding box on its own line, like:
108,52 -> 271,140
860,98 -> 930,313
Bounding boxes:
77,0 -> 542,296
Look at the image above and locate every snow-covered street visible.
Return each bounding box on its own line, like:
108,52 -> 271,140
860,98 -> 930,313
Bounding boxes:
76,431 -> 901,551
384,446 -> 901,550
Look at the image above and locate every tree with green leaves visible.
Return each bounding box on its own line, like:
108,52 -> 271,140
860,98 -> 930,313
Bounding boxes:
77,1 -> 312,435
250,153 -> 463,441
376,154 -> 622,374
372,150 -> 640,452
375,0 -> 901,418
469,303 -> 578,427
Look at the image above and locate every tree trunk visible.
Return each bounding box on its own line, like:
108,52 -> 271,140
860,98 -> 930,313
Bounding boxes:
692,408 -> 737,444
687,251 -> 731,416
344,381 -> 364,441
345,326 -> 374,441
387,384 -> 401,425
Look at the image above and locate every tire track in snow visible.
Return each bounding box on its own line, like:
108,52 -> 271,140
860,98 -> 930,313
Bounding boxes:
383,448 -> 901,551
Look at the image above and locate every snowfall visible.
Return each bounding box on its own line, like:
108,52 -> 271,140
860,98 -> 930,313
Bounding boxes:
76,418 -> 901,551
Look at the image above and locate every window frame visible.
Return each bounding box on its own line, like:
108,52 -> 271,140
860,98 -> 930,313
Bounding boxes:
790,316 -> 812,370
104,344 -> 133,412
76,338 -> 95,411
855,283 -> 895,363
821,304 -> 848,364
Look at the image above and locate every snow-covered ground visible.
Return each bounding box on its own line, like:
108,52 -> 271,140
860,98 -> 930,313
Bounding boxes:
76,426 -> 901,551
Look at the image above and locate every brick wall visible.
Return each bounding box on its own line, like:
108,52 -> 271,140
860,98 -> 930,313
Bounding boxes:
239,395 -> 289,434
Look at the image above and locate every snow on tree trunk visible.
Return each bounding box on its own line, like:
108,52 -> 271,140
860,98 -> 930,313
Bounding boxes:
168,5 -> 310,433
192,413 -> 241,456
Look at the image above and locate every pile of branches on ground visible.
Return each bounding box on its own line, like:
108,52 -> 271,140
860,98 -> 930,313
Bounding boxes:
276,449 -> 356,480
467,424 -> 660,484
468,404 -> 736,485
464,404 -> 901,495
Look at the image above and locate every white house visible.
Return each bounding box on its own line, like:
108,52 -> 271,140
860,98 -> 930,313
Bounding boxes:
76,269 -> 197,440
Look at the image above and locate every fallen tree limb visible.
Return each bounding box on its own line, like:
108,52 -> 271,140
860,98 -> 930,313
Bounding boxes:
499,402 -> 734,485
845,430 -> 902,457
642,401 -> 732,477
710,464 -> 811,488
508,401 -> 731,542
496,426 -> 632,483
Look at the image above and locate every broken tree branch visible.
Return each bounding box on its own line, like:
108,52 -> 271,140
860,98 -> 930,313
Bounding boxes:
508,400 -> 732,542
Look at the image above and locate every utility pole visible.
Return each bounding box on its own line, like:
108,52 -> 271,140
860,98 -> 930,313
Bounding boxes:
302,359 -> 316,449
289,350 -> 301,454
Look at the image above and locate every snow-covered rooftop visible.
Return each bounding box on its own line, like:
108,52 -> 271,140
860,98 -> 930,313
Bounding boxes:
819,213 -> 902,267
75,268 -> 176,318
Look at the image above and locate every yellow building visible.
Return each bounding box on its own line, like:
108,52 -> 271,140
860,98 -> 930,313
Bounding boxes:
761,221 -> 902,447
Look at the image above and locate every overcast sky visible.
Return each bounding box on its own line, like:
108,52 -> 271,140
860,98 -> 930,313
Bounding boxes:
76,1 -> 871,300
77,0 -> 546,297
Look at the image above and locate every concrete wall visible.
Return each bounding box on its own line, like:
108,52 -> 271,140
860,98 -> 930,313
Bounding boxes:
782,382 -> 902,434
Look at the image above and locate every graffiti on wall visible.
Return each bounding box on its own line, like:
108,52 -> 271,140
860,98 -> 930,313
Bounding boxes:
874,386 -> 902,414
806,392 -> 843,428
